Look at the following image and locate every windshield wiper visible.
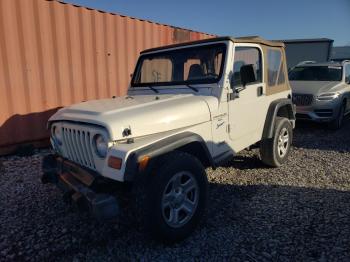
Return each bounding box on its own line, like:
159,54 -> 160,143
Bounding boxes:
146,85 -> 159,93
186,84 -> 199,92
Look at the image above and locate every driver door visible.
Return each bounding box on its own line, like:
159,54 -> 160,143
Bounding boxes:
228,44 -> 267,151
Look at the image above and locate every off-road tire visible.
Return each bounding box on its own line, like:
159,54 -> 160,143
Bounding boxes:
260,117 -> 293,167
329,101 -> 346,130
132,151 -> 208,243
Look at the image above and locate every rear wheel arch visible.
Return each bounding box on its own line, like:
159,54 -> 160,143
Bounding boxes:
262,98 -> 295,139
277,103 -> 294,119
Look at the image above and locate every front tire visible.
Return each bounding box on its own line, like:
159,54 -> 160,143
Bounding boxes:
329,102 -> 346,130
138,151 -> 208,243
260,117 -> 293,167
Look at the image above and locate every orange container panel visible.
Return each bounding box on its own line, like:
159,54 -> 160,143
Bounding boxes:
0,0 -> 214,155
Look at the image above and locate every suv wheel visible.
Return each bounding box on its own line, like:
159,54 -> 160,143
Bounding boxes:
329,102 -> 346,130
134,151 -> 208,243
260,117 -> 293,167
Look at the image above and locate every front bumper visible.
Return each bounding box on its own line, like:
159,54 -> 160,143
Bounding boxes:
295,100 -> 340,122
41,154 -> 119,221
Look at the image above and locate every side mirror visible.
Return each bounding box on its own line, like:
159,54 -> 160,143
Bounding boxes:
229,64 -> 256,100
240,64 -> 256,87
346,77 -> 350,84
229,73 -> 241,100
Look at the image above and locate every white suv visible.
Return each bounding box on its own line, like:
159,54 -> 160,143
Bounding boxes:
42,36 -> 295,242
289,60 -> 350,129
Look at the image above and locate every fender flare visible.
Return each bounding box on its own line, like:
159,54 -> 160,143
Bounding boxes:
262,98 -> 296,139
124,132 -> 214,181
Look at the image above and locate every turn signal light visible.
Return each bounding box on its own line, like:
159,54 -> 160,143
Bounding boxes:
108,156 -> 122,170
138,155 -> 150,171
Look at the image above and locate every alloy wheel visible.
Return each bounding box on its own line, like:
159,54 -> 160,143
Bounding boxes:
277,127 -> 289,158
161,171 -> 199,228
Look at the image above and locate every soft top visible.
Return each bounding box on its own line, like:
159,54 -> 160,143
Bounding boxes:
141,36 -> 284,54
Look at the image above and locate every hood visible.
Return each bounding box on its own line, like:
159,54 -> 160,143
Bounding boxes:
49,94 -> 213,140
289,81 -> 342,95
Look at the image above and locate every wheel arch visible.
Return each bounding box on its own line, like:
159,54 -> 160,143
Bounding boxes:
262,98 -> 296,139
342,96 -> 347,105
124,132 -> 215,181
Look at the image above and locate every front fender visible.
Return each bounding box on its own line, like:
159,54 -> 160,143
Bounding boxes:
124,132 -> 214,181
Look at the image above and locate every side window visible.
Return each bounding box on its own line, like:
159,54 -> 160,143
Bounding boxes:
267,49 -> 285,86
232,47 -> 262,87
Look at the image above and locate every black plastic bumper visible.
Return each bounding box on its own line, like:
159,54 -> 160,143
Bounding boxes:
41,154 -> 119,221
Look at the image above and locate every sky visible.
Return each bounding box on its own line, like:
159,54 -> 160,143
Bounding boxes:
62,0 -> 350,46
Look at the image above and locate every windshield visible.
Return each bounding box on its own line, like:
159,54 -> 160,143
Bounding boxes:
131,44 -> 226,87
289,66 -> 343,81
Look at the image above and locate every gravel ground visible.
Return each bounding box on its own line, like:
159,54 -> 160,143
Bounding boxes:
1,120 -> 350,261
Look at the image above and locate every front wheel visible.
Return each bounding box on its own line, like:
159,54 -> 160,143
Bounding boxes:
143,151 -> 208,243
260,117 -> 293,167
329,102 -> 346,130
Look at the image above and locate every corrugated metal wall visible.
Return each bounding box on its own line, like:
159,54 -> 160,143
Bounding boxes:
0,0 -> 213,154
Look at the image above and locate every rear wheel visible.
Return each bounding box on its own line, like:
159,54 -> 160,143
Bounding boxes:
134,151 -> 208,243
260,117 -> 293,167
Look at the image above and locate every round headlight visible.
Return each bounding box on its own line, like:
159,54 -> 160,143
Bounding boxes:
93,134 -> 108,158
52,126 -> 62,145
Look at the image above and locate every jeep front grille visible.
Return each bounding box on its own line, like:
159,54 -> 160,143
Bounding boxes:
292,94 -> 314,106
62,127 -> 96,169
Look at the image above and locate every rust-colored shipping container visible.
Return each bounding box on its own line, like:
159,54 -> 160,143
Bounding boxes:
0,0 -> 213,155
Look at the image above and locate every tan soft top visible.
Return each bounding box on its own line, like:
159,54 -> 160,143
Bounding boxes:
141,36 -> 284,54
233,36 -> 284,47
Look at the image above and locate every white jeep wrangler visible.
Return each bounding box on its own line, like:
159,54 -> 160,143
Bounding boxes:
42,36 -> 295,242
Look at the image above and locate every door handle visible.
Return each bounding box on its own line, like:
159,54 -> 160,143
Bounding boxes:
257,86 -> 263,96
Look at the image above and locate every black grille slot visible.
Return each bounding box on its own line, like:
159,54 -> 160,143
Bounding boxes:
295,113 -> 312,120
314,109 -> 333,117
292,94 -> 314,106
